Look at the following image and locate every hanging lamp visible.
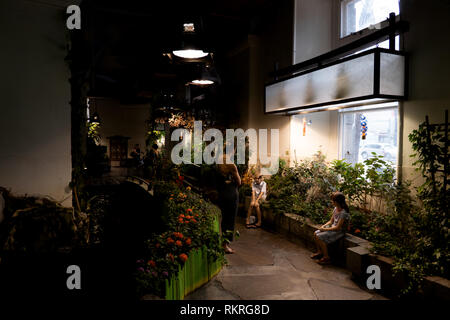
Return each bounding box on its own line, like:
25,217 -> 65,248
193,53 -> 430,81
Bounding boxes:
172,22 -> 209,59
191,64 -> 219,86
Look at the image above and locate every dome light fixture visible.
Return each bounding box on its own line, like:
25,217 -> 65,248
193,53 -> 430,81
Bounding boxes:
173,49 -> 209,59
192,79 -> 214,85
191,64 -> 217,86
172,22 -> 209,59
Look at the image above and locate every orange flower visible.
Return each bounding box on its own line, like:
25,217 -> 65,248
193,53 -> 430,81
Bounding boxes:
355,229 -> 361,234
179,214 -> 185,218
195,214 -> 199,217
191,219 -> 197,223
155,243 -> 161,248
168,253 -> 174,261
169,198 -> 173,201
186,209 -> 193,213
147,260 -> 156,267
185,238 -> 192,245
175,240 -> 183,247
186,215 -> 192,219
178,218 -> 184,223
179,253 -> 188,262
186,186 -> 191,191
173,232 -> 183,239
167,237 -> 174,244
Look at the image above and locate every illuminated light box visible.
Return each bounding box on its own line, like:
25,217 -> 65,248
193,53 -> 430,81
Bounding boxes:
265,48 -> 406,114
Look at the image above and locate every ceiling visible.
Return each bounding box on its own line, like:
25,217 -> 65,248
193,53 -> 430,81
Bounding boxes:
78,0 -> 281,103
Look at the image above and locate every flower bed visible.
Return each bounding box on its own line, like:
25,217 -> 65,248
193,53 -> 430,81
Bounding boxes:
134,182 -> 224,299
164,216 -> 222,300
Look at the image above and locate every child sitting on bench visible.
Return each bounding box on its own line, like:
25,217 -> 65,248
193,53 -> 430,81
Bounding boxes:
246,175 -> 267,228
311,191 -> 350,265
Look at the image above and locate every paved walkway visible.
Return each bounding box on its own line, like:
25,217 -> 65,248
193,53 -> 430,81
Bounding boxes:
186,219 -> 386,300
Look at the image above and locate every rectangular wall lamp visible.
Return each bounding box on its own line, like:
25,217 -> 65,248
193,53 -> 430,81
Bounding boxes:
265,48 -> 407,114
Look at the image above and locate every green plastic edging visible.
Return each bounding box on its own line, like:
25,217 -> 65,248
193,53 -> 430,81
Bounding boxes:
165,214 -> 223,300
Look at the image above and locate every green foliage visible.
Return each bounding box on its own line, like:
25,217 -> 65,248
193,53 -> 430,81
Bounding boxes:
265,142 -> 448,295
87,121 -> 101,144
265,151 -> 338,224
350,116 -> 449,296
146,130 -> 164,149
331,155 -> 396,211
134,181 -> 224,297
331,159 -> 366,206
0,194 -> 82,254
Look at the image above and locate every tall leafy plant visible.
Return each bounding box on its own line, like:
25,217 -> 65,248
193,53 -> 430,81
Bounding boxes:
408,116 -> 449,280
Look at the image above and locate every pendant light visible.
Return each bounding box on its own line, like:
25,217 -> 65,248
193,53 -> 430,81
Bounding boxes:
190,64 -> 219,86
172,22 -> 209,59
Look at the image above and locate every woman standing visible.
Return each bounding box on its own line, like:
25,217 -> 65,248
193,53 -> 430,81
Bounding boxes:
216,153 -> 241,254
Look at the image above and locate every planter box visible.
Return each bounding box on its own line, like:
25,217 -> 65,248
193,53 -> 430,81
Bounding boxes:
346,246 -> 370,277
261,207 -> 276,230
164,246 -> 222,300
244,196 -> 252,211
164,214 -> 223,300
367,254 -> 407,297
422,276 -> 450,300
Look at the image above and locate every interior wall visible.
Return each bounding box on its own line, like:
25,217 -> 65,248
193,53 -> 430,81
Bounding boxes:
95,99 -> 149,164
400,0 -> 450,183
290,111 -> 339,162
289,0 -> 338,162
0,0 -> 73,205
242,1 -> 294,169
293,0 -> 333,64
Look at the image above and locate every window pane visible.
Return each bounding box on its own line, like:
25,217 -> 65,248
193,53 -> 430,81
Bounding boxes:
342,0 -> 400,37
339,104 -> 398,167
265,53 -> 375,113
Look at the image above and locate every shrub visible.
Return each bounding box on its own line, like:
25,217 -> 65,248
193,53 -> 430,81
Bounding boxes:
265,151 -> 338,224
134,181 -> 224,298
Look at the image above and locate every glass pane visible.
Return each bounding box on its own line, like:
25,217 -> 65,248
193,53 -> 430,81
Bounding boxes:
380,52 -> 405,96
342,0 -> 400,37
265,53 -> 375,113
340,105 -> 398,167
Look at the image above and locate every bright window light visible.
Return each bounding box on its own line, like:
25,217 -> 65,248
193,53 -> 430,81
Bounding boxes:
339,103 -> 399,167
173,49 -> 209,59
341,0 -> 400,37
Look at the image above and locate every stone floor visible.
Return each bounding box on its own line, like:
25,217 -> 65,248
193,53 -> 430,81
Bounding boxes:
185,218 -> 387,300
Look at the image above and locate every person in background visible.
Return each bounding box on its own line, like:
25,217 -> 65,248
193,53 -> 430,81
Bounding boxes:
246,175 -> 266,229
144,144 -> 161,179
130,144 -> 141,167
216,152 -> 241,254
311,191 -> 350,265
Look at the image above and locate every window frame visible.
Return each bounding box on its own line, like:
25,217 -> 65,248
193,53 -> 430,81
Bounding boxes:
332,0 -> 401,49
337,103 -> 400,176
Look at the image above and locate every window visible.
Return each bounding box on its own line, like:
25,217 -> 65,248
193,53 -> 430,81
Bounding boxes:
339,103 -> 399,167
341,0 -> 400,38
